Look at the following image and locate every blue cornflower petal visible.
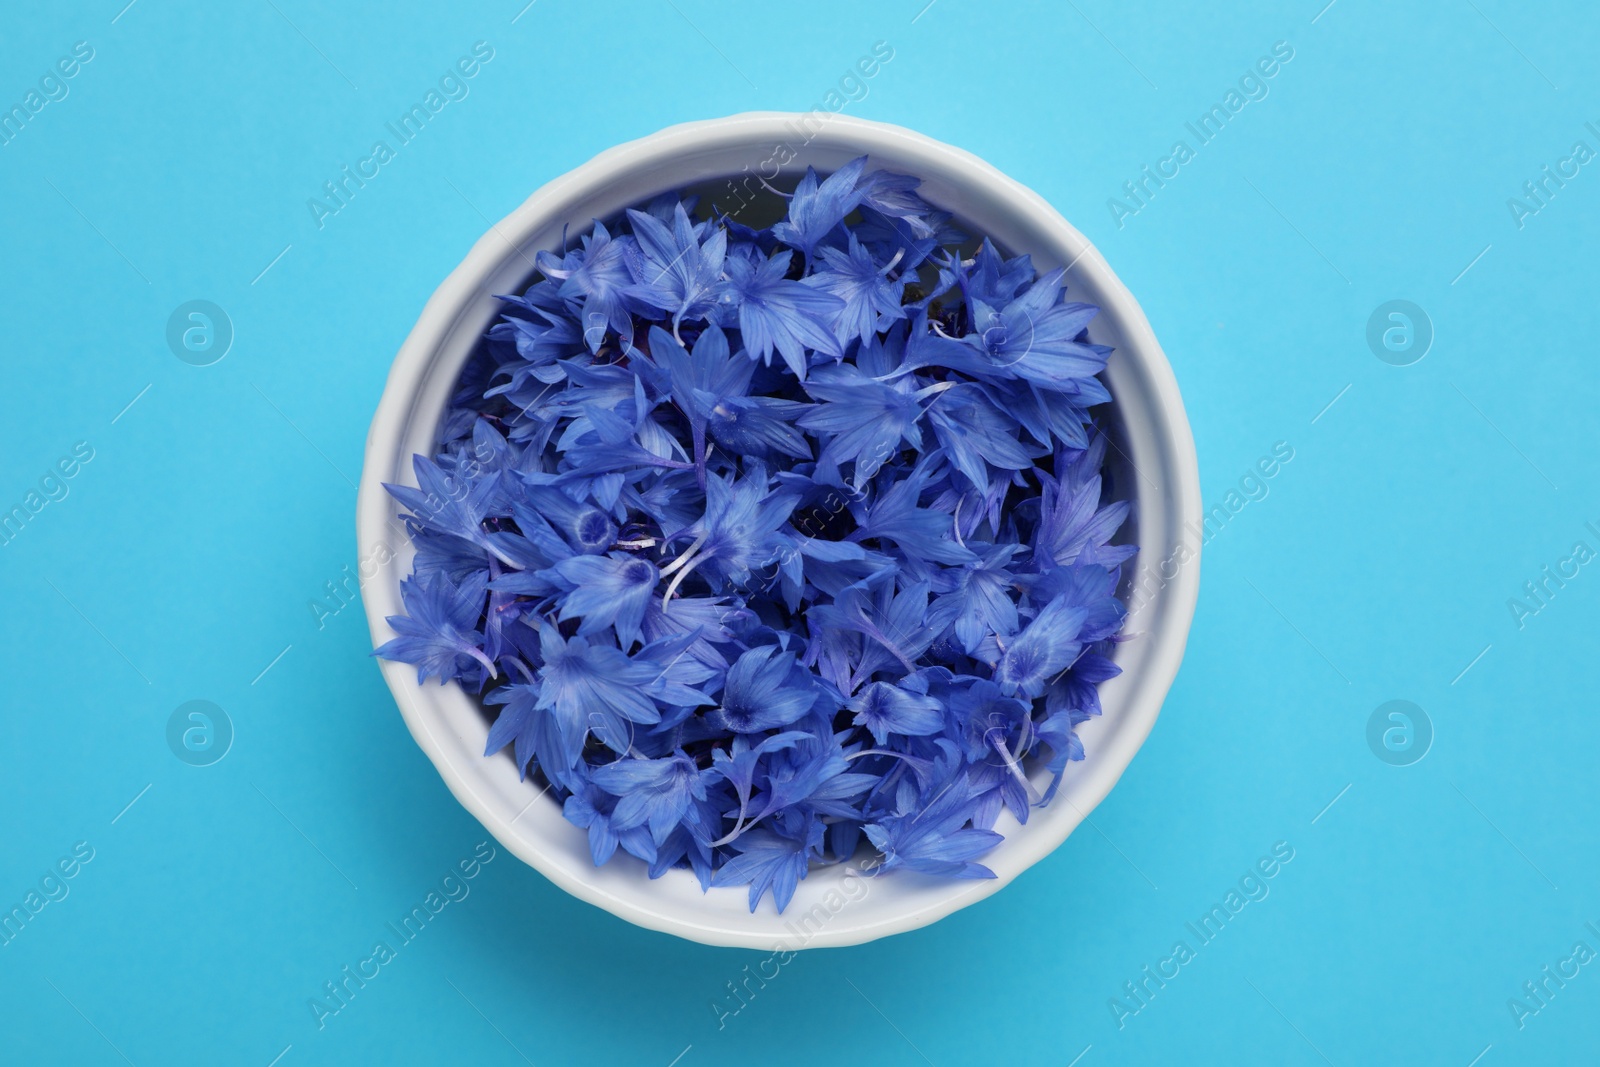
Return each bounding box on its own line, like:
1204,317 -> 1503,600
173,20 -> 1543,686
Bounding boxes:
662,463 -> 800,595
623,203 -> 727,333
925,383 -> 1039,489
863,773 -> 1001,879
723,249 -> 844,378
994,595 -> 1090,699
797,363 -> 945,488
534,622 -> 662,754
771,157 -> 867,260
709,828 -> 817,913
591,750 -> 711,846
707,646 -> 818,734
848,462 -> 979,566
374,568 -> 496,685
967,269 -> 1107,388
803,233 -> 907,348
926,543 -> 1024,654
535,219 -> 638,351
849,681 -> 945,744
1033,466 -> 1133,570
550,551 -> 659,648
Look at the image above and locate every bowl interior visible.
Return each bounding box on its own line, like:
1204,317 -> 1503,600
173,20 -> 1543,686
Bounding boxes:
359,113 -> 1199,948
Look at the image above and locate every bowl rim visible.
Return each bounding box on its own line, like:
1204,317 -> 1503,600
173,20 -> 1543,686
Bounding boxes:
357,111 -> 1201,948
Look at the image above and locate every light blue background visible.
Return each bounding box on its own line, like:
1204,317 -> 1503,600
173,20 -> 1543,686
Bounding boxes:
2,1 -> 1596,1064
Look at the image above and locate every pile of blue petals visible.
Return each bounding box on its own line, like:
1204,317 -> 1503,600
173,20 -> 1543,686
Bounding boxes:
376,157 -> 1135,912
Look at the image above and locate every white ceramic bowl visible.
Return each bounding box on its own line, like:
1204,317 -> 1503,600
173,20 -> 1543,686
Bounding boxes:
358,112 -> 1200,949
